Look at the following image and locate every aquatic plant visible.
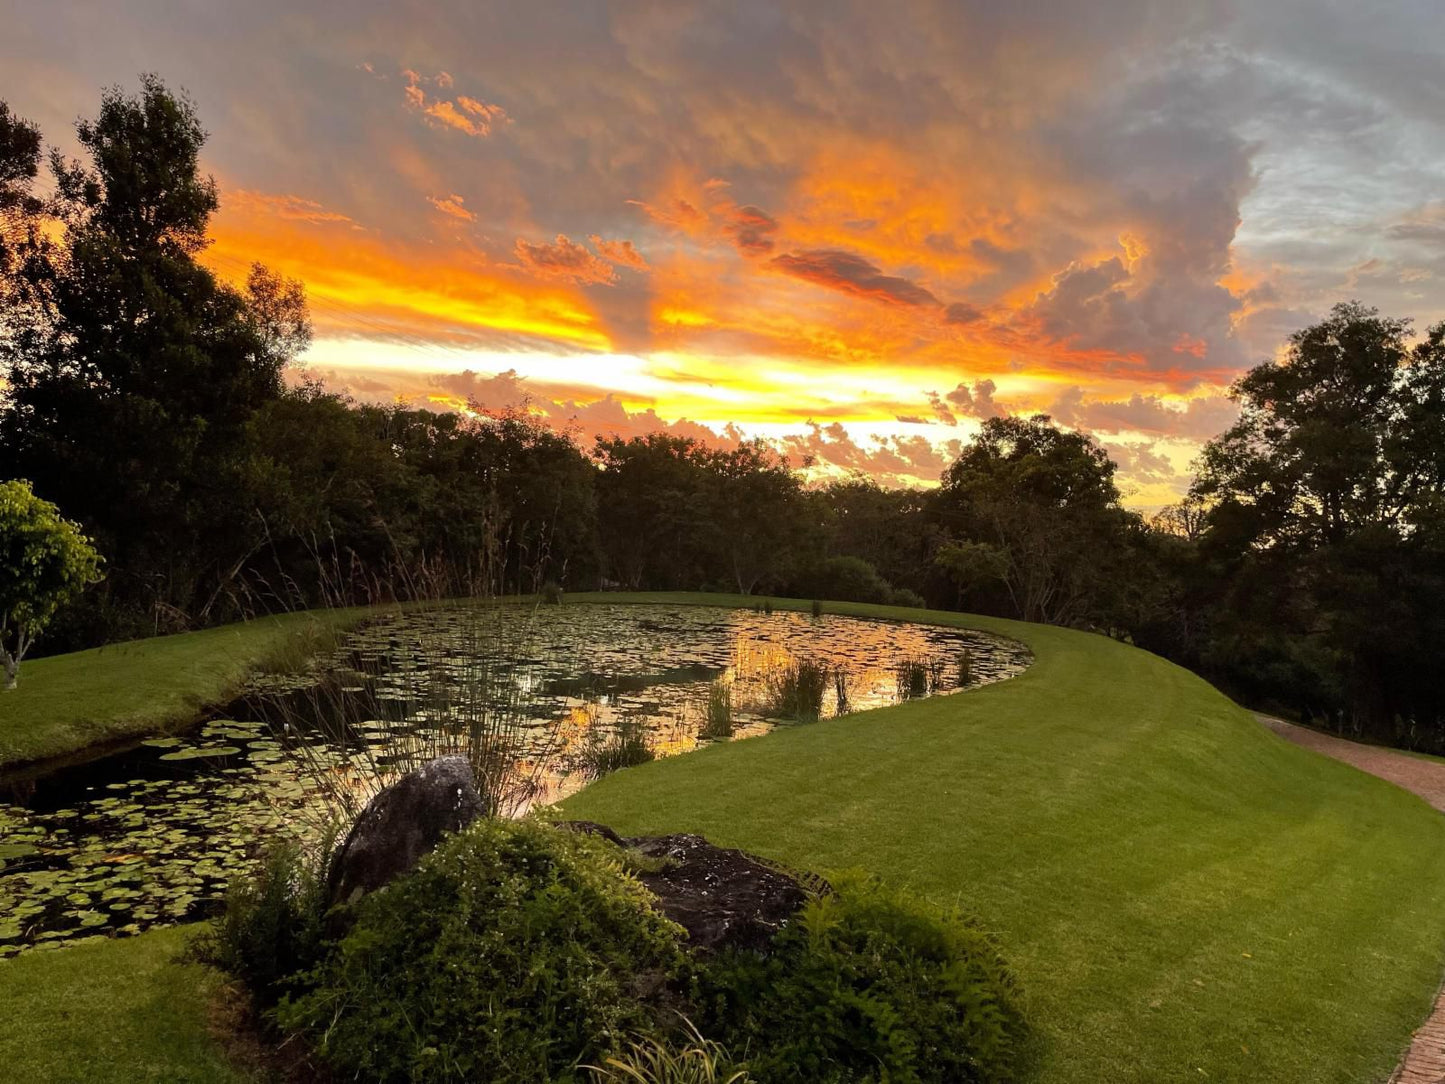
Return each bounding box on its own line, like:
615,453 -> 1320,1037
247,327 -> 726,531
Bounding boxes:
765,659 -> 829,721
832,669 -> 851,716
700,679 -> 734,740
578,717 -> 656,780
895,657 -> 931,700
957,648 -> 974,687
257,602 -> 568,822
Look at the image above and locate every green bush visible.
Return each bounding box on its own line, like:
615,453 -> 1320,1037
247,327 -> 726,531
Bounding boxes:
792,556 -> 892,605
699,874 -> 1027,1083
888,587 -> 927,608
193,840 -> 332,1008
276,819 -> 691,1083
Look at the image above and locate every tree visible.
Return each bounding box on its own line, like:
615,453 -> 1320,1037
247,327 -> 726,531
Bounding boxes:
0,77 -> 308,637
1189,302 -> 1445,744
0,481 -> 102,687
933,415 -> 1137,626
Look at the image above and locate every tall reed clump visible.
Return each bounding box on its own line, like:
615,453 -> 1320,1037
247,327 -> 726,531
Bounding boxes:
810,599 -> 823,618
766,659 -> 830,721
956,648 -> 974,687
700,679 -> 734,740
255,601 -> 567,825
832,669 -> 851,716
894,656 -> 932,700
577,717 -> 655,780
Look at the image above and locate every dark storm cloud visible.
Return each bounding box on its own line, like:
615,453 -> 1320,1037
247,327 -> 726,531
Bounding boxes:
770,249 -> 939,307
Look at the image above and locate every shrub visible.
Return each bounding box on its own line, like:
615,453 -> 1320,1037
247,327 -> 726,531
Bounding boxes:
792,556 -> 892,606
888,587 -> 927,609
541,579 -> 565,605
699,680 -> 733,740
276,819 -> 691,1083
579,717 -> 656,779
811,599 -> 823,618
587,1020 -> 751,1083
194,839 -> 333,1009
699,874 -> 1027,1084
765,659 -> 829,720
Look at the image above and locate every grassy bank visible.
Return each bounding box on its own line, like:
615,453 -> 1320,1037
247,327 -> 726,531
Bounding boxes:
5,593 -> 1445,1081
562,594 -> 1445,1083
0,609 -> 363,771
0,925 -> 243,1083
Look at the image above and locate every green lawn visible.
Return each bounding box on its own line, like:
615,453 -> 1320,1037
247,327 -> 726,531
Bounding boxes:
4,593 -> 1445,1082
0,926 -> 244,1083
0,608 -> 363,771
562,593 -> 1445,1083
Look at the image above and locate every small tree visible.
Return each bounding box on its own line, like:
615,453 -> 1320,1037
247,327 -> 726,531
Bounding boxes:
0,480 -> 103,688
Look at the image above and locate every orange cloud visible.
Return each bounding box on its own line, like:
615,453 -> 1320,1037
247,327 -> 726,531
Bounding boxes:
589,236 -> 649,271
427,193 -> 476,222
207,189 -> 610,351
514,234 -> 618,286
402,69 -> 508,137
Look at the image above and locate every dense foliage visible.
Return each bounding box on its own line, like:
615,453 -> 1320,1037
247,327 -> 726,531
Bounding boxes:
0,479 -> 102,686
212,819 -> 1028,1084
701,874 -> 1027,1084
275,820 -> 690,1083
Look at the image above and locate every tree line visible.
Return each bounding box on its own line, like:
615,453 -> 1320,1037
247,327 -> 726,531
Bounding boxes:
4,79 -> 1445,752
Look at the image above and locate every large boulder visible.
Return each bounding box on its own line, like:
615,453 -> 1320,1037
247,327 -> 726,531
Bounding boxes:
624,832 -> 820,954
327,756 -> 485,907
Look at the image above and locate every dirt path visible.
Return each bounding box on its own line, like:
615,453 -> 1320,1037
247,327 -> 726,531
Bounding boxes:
1258,715 -> 1445,1083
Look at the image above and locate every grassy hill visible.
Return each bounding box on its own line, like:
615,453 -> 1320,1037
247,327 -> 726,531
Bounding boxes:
562,594 -> 1445,1082
3,593 -> 1444,1081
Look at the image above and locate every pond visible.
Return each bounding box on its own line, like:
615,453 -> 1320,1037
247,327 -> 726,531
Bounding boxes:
0,603 -> 1030,957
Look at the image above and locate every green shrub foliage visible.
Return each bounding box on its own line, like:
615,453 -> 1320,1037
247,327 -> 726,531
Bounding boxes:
276,819 -> 690,1083
195,840 -> 332,1008
699,874 -> 1027,1083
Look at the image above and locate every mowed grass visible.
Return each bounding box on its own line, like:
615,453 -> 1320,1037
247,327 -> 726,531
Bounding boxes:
0,609 -> 363,770
4,592 -> 1445,1082
562,593 -> 1445,1083
0,926 -> 244,1083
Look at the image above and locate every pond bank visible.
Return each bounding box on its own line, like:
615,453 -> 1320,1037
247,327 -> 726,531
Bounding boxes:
0,609 -> 366,778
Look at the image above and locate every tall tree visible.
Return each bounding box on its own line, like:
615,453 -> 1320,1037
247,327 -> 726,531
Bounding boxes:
1190,302 -> 1445,743
933,414 -> 1137,626
0,77 -> 308,636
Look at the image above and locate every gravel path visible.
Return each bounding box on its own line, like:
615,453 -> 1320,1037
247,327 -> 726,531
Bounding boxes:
1258,715 -> 1445,1083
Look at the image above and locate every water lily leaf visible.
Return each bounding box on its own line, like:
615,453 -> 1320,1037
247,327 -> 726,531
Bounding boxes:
158,746 -> 242,762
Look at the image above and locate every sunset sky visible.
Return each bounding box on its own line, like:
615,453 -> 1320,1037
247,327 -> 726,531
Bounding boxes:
8,1 -> 1445,506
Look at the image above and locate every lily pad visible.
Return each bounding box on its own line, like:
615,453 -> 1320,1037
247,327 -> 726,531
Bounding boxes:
158,746 -> 242,761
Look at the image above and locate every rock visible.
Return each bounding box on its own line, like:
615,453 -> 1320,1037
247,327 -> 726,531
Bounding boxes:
327,756 -> 485,907
623,833 -> 822,954
553,819 -> 628,847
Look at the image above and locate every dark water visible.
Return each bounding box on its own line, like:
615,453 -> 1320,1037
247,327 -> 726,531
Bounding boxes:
0,604 -> 1030,957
